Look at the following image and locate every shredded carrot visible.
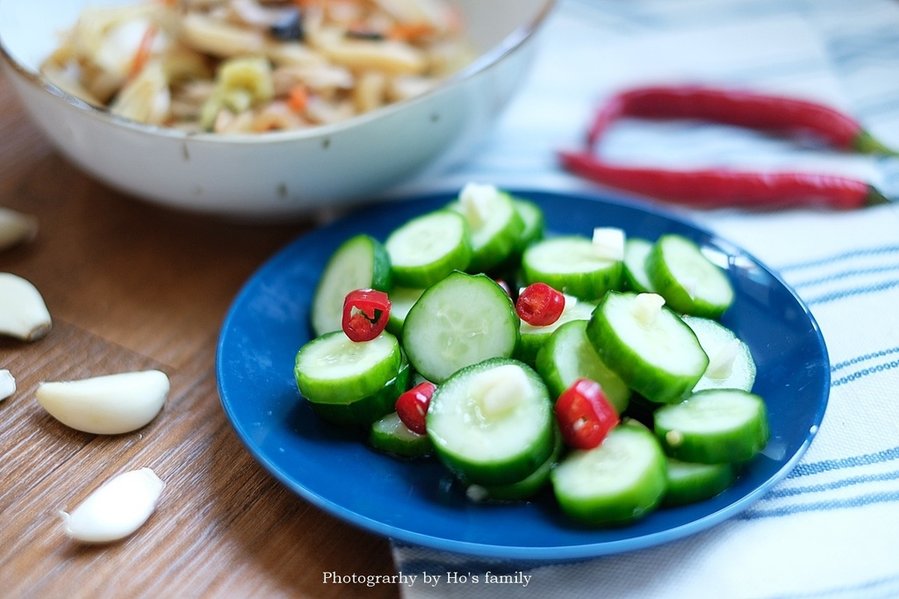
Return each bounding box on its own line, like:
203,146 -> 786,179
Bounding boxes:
288,85 -> 309,114
129,25 -> 158,80
388,22 -> 435,42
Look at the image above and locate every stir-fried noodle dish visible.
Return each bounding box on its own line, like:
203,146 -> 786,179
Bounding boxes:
41,0 -> 474,133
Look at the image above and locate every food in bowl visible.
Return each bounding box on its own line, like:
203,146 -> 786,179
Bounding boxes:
40,0 -> 475,133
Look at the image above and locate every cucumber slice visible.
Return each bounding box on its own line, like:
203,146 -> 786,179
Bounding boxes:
534,320 -> 630,414
522,236 -> 623,300
448,186 -> 525,272
623,238 -> 655,293
682,316 -> 756,392
586,291 -> 708,404
385,210 -> 472,288
310,358 -> 410,429
426,358 -> 554,485
369,411 -> 432,458
516,298 -> 595,366
663,458 -> 736,507
647,234 -> 734,318
551,420 -> 667,526
403,272 -> 519,383
294,331 -> 402,404
469,426 -> 562,502
513,198 -> 545,251
654,389 -> 769,463
311,234 -> 391,336
386,286 -> 425,337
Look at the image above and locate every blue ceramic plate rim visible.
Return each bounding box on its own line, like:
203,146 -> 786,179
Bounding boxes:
216,189 -> 829,562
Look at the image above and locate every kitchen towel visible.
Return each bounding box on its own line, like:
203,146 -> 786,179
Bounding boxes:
392,0 -> 899,597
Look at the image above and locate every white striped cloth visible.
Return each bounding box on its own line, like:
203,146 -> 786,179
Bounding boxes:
390,0 -> 899,597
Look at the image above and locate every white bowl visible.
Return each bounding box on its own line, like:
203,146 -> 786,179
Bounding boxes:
0,0 -> 555,218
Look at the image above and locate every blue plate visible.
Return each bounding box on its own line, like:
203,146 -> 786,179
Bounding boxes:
216,190 -> 829,561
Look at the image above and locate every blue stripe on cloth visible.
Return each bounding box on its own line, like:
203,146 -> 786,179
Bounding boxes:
806,278 -> 899,305
832,346 -> 899,372
764,469 -> 899,500
737,489 -> 899,520
787,446 -> 899,478
832,358 -> 899,387
792,264 -> 899,289
777,245 -> 899,272
768,571 -> 899,599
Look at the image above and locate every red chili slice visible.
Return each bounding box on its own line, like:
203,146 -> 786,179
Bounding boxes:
341,289 -> 391,342
516,282 -> 565,326
555,378 -> 619,450
395,381 -> 436,435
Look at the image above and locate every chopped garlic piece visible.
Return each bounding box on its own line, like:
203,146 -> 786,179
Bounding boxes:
561,294 -> 579,311
60,468 -> 164,543
0,273 -> 52,341
633,293 -> 666,327
706,339 -> 741,379
0,370 -> 15,402
592,227 -> 625,261
0,208 -> 38,251
466,484 -> 488,502
36,370 -> 169,435
459,182 -> 499,228
474,364 -> 528,419
665,430 -> 684,447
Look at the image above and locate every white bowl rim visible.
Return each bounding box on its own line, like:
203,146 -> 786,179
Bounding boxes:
0,0 -> 557,146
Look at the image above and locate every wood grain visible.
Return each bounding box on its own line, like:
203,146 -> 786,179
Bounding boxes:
0,72 -> 401,599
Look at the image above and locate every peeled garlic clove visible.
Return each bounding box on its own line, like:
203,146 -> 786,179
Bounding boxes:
0,273 -> 52,341
61,468 -> 164,543
36,370 -> 169,434
0,369 -> 15,401
0,208 -> 38,251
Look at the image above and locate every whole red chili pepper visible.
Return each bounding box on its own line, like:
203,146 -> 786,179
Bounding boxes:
562,84 -> 895,209
342,289 -> 391,342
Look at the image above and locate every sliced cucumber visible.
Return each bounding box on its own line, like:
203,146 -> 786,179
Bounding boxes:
551,420 -> 667,526
403,272 -> 519,383
521,236 -> 623,300
385,210 -> 472,288
310,234 -> 391,336
663,458 -> 736,507
469,426 -> 562,502
682,316 -> 756,392
534,320 -> 630,414
513,197 -> 545,251
448,185 -> 525,272
426,358 -> 554,485
310,358 -> 410,429
386,286 -> 425,337
294,331 -> 402,404
516,297 -> 595,366
623,238 -> 655,293
586,291 -> 708,404
647,234 -> 734,318
369,411 -> 432,458
654,388 -> 769,463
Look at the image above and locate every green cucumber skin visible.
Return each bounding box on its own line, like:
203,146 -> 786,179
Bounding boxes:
663,459 -> 736,507
403,272 -> 520,383
655,389 -> 769,464
682,316 -> 757,393
369,412 -> 433,458
515,301 -> 596,367
387,210 -> 473,289
522,236 -> 624,300
534,320 -> 631,414
310,234 -> 392,337
294,331 -> 403,405
646,235 -> 733,319
623,238 -> 655,293
427,358 -> 554,485
309,359 -> 411,430
476,426 -> 562,501
513,197 -> 545,252
551,421 -> 668,526
447,192 -> 526,273
586,292 -> 708,404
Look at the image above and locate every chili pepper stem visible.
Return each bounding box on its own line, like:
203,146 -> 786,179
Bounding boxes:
854,130 -> 899,157
865,186 -> 892,206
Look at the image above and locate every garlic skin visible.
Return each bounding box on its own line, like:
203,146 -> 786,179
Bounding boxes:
0,273 -> 52,341
36,370 -> 170,435
61,468 -> 164,543
0,208 -> 38,251
0,369 -> 15,402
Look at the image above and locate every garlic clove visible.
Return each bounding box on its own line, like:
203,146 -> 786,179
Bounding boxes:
0,208 -> 38,251
60,468 -> 164,543
36,370 -> 170,435
0,369 -> 15,402
0,273 -> 52,341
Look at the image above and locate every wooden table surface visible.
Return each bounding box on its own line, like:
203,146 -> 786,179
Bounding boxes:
0,72 -> 401,599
